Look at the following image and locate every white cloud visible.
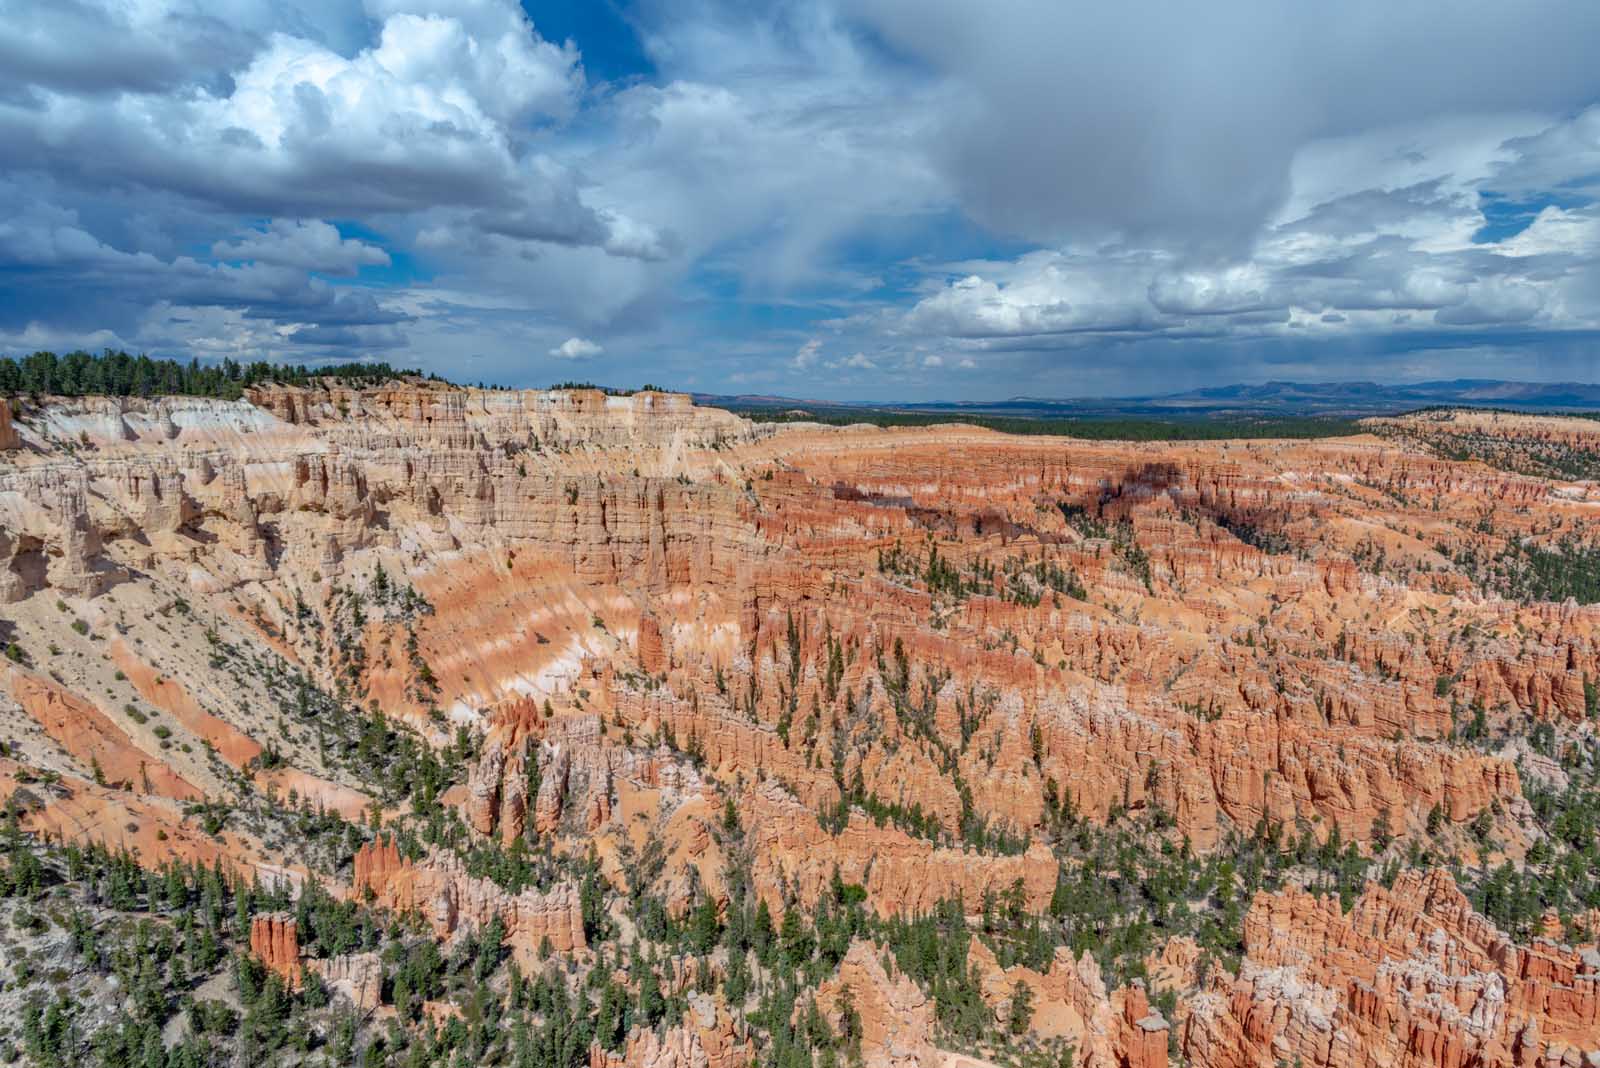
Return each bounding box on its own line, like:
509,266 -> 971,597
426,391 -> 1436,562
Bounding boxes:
212,219 -> 390,275
0,0 -> 666,260
549,336 -> 603,360
1148,265 -> 1276,316
0,321 -> 129,353
362,2 -> 579,125
1435,278 -> 1546,325
905,253 -> 1161,338
1500,205 -> 1600,258
1491,104 -> 1600,199
0,182 -> 408,356
0,0 -> 355,98
792,338 -> 823,369
896,108 -> 1600,352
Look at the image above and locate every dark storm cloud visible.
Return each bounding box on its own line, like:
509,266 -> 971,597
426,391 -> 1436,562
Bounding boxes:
0,0 -> 259,97
849,0 -> 1600,253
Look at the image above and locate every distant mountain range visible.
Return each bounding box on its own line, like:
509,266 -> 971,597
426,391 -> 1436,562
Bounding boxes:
695,379 -> 1600,419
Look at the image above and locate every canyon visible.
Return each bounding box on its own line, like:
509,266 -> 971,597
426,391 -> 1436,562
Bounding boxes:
2,380 -> 1600,1068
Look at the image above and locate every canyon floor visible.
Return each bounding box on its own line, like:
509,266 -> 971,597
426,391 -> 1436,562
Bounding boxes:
2,383 -> 1600,1068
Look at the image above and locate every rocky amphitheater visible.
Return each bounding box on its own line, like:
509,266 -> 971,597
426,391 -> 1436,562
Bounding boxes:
2,381 -> 1600,1068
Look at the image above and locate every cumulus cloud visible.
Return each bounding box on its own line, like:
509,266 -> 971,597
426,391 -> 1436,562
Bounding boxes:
0,0 -> 671,368
0,0 -> 665,257
0,182 -> 408,357
792,339 -> 823,370
212,220 -> 390,275
0,0 -> 315,98
1434,278 -> 1547,325
1491,104 -> 1600,200
904,254 -> 1161,338
6,21 -> 538,215
1500,205 -> 1600,258
1148,266 -> 1278,317
549,337 -> 603,360
895,107 -> 1600,357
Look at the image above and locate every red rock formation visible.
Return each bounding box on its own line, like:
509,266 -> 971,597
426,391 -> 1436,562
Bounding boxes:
967,938 -> 1171,1068
1147,937 -> 1203,994
636,611 -> 669,674
249,913 -> 303,986
0,386 -> 1583,866
813,941 -> 942,1068
745,780 -> 1058,917
1182,871 -> 1600,1068
7,668 -> 200,801
1120,982 -> 1170,1068
0,397 -> 18,451
9,386 -> 1600,1067
354,838 -> 586,965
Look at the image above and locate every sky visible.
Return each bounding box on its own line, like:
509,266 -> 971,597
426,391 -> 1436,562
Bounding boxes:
3,1 -> 1600,401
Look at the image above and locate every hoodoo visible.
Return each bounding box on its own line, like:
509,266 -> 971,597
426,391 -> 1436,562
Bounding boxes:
3,376 -> 1600,1068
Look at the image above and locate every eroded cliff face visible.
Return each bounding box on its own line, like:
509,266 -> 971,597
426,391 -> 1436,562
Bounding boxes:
1182,870 -> 1600,1068
250,912 -> 304,986
353,837 -> 587,964
4,387 -> 1600,1065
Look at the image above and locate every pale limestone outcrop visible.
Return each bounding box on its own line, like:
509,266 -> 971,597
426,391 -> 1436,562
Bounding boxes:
310,952 -> 384,1011
589,993 -> 751,1068
354,838 -> 586,964
813,941 -> 941,1068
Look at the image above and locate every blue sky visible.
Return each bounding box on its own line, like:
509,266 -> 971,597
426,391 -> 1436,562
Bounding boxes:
2,0 -> 1600,400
